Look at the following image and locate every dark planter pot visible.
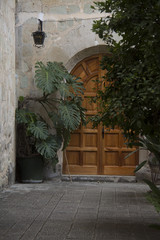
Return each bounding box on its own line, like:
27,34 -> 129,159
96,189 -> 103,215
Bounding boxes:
18,155 -> 43,183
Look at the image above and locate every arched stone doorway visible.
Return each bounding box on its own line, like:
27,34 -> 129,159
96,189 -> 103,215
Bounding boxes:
63,54 -> 138,176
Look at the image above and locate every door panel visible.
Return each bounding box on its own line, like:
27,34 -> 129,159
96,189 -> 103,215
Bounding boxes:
63,55 -> 138,175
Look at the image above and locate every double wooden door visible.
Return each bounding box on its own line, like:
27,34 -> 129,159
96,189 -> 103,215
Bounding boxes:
63,55 -> 138,175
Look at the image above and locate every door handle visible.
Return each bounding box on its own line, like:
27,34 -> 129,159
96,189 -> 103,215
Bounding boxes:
102,126 -> 104,139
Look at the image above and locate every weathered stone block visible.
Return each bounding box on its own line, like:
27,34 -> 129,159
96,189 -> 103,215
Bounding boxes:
67,5 -> 80,14
22,61 -> 29,73
16,0 -> 41,13
22,18 -> 37,45
20,75 -> 28,89
22,44 -> 33,58
84,3 -> 93,14
0,84 -> 2,101
48,6 -> 67,14
44,21 -> 56,34
43,46 -> 68,63
1,83 -> 7,101
57,20 -> 74,32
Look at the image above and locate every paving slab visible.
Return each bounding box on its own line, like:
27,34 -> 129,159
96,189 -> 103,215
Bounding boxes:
0,181 -> 160,240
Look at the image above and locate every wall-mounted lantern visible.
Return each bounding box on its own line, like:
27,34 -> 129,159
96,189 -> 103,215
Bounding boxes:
32,13 -> 46,48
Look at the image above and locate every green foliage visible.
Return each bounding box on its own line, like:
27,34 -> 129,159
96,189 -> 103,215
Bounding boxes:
92,1 -> 160,221
134,160 -> 147,173
35,61 -> 68,94
92,0 -> 160,142
28,121 -> 49,140
144,179 -> 160,214
59,102 -> 81,131
144,179 -> 160,198
61,129 -> 71,151
16,61 -> 85,161
16,109 -> 37,124
36,136 -> 58,160
125,135 -> 160,175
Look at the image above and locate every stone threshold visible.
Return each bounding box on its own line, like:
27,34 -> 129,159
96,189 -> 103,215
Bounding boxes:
61,175 -> 136,183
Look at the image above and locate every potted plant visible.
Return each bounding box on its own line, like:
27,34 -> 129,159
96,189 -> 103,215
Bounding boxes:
16,61 -> 85,183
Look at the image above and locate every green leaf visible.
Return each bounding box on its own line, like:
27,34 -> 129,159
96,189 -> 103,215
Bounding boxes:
49,112 -> 63,128
134,160 -> 147,173
36,136 -> 58,159
59,102 -> 81,131
28,121 -> 49,140
143,179 -> 160,197
68,77 -> 85,95
16,109 -> 28,124
18,96 -> 24,102
124,148 -> 139,160
35,62 -> 56,94
146,184 -> 160,213
58,82 -> 70,98
16,109 -> 37,124
35,61 -> 66,94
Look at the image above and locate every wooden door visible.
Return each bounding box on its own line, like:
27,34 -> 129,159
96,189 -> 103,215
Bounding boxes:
63,55 -> 138,175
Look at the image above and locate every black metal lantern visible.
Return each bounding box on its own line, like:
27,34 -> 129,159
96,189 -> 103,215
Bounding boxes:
32,19 -> 46,48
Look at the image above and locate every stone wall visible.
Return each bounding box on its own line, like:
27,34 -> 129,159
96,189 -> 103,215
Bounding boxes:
15,0 -> 105,97
0,0 -> 16,189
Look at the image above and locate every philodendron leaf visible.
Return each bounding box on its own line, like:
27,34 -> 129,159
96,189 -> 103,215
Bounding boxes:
49,112 -> 64,132
35,62 -> 56,94
35,61 -> 73,95
58,82 -> 70,98
67,76 -> 85,95
16,109 -> 29,124
134,160 -> 147,173
36,136 -> 58,159
59,102 -> 81,131
28,121 -> 49,140
16,109 -> 37,124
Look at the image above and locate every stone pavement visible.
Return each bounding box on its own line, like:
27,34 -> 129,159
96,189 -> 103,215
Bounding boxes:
0,180 -> 160,240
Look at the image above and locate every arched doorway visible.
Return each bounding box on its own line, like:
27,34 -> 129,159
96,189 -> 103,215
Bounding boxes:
63,54 -> 138,175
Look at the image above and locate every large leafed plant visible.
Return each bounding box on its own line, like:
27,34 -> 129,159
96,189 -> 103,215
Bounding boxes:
91,0 -> 160,220
16,61 -> 85,163
92,0 -> 160,142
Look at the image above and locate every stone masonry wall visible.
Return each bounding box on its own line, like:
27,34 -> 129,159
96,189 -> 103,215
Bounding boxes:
15,0 -> 105,97
0,0 -> 16,189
